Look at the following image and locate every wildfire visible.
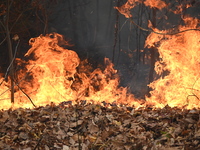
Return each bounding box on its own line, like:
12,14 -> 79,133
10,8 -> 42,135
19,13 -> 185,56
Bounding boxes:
145,17 -> 200,109
0,1 -> 200,110
0,33 -> 141,110
115,0 -> 200,109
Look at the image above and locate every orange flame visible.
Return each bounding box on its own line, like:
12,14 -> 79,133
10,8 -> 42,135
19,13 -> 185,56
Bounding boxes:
115,0 -> 166,18
144,0 -> 166,10
116,0 -> 200,109
1,1 -> 200,110
0,33 -> 141,110
145,17 -> 200,109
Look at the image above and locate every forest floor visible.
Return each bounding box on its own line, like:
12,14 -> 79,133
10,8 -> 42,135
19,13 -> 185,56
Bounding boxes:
0,101 -> 200,150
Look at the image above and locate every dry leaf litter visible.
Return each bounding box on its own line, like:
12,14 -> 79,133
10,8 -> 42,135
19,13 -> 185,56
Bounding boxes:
0,101 -> 200,150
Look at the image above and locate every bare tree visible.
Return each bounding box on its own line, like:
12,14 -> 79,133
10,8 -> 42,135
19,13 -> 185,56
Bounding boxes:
0,0 -> 55,104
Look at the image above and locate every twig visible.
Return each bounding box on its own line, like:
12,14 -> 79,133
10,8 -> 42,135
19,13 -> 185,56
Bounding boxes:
48,81 -> 68,101
17,84 -> 36,107
4,39 -> 20,80
129,17 -> 200,35
0,39 -> 19,86
0,65 -> 35,100
0,36 -> 7,45
10,13 -> 23,32
0,21 -> 6,30
186,78 -> 200,103
33,135 -> 43,150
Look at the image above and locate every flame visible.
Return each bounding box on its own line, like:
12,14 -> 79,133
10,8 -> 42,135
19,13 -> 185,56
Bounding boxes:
145,17 -> 200,109
1,1 -> 200,110
144,0 -> 167,10
114,0 -> 139,18
115,0 -> 200,109
115,0 -> 166,18
0,33 -> 141,110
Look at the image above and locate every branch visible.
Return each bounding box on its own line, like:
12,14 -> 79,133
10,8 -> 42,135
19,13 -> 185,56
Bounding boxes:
17,84 -> 36,108
186,78 -> 200,103
0,36 -> 7,45
33,135 -> 43,150
10,13 -> 23,32
129,17 -> 200,35
4,39 -> 20,79
0,65 -> 35,104
0,21 -> 7,45
0,20 -> 6,30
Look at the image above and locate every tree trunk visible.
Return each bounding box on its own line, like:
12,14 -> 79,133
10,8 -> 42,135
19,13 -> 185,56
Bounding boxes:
6,0 -> 15,103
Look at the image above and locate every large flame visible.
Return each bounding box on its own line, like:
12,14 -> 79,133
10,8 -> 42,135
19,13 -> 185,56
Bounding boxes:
1,1 -> 200,110
115,0 -> 200,109
145,17 -> 200,109
0,33 -> 141,110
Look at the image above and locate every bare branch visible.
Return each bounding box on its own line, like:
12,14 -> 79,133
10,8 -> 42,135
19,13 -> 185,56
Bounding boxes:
129,17 -> 200,35
4,39 -> 20,79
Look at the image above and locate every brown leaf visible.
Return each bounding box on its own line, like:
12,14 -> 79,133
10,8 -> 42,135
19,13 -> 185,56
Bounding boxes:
18,132 -> 29,140
88,121 -> 99,133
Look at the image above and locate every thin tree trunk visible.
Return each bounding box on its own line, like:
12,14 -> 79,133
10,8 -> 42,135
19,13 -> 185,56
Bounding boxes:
6,0 -> 15,103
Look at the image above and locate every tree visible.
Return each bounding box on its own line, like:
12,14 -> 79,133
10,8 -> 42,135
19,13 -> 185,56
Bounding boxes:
0,0 -> 55,104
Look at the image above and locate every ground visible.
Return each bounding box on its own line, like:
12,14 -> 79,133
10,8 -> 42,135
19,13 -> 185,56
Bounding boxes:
0,101 -> 200,150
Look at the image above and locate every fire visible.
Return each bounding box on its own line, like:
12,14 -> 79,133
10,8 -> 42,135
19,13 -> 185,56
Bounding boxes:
1,27 -> 200,110
115,0 -> 200,109
0,33 -> 141,110
1,1 -> 200,110
24,33 -> 80,105
145,17 -> 200,109
115,0 -> 166,18
143,0 -> 166,10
